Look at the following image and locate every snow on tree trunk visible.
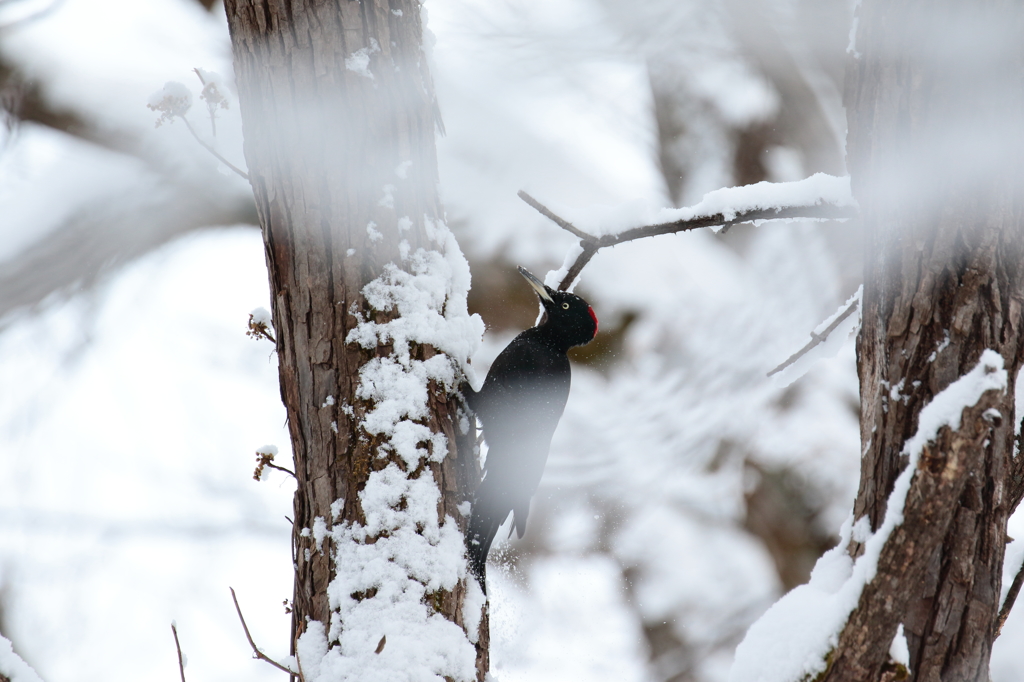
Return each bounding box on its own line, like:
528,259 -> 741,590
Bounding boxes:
730,351 -> 1009,682
835,0 -> 1024,679
223,2 -> 488,680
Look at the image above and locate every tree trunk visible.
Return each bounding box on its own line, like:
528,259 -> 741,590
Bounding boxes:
824,1 -> 1024,680
223,2 -> 488,679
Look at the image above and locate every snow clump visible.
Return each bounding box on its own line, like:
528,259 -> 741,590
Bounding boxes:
147,81 -> 192,127
250,307 -> 272,327
345,40 -> 381,80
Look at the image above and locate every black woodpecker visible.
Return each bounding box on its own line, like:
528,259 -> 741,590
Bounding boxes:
466,266 -> 598,588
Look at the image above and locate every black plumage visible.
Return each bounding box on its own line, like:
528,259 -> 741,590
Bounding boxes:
466,267 -> 598,587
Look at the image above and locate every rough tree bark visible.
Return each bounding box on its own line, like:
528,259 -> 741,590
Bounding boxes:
222,1 -> 487,678
823,1 -> 1024,680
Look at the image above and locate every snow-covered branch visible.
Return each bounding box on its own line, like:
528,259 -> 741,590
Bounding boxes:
519,174 -> 858,290
171,623 -> 188,682
768,287 -> 862,382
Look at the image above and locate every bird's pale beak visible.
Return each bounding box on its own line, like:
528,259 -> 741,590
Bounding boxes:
518,266 -> 554,302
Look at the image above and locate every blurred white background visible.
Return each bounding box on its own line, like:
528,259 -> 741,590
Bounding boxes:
0,1 -> 1021,681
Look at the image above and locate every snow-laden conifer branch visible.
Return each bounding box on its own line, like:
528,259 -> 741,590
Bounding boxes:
519,173 -> 858,291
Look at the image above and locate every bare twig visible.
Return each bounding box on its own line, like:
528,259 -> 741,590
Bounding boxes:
171,622 -> 187,682
192,68 -> 217,137
180,116 -> 249,181
266,462 -> 296,477
517,190 -> 857,291
767,297 -> 861,377
997,559 -> 1024,636
517,191 -> 592,241
230,587 -> 299,678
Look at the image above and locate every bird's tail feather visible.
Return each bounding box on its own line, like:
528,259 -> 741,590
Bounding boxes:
466,494 -> 509,593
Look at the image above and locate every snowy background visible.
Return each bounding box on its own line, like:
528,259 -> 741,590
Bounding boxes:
0,0 -> 1022,681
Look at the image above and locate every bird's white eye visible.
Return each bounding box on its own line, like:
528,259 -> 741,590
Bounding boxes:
562,302 -> 570,310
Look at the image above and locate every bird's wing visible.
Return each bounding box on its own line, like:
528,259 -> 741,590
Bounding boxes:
474,333 -> 571,427
473,332 -> 571,538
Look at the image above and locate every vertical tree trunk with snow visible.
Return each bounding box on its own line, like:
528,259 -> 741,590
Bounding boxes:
223,2 -> 488,679
825,1 -> 1024,680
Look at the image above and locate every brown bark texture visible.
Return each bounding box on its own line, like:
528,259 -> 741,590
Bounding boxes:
222,0 -> 487,678
824,1 -> 1024,680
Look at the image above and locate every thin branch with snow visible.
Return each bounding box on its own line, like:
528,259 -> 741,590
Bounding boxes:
171,623 -> 187,682
253,445 -> 294,480
147,79 -> 248,180
767,296 -> 861,378
229,587 -> 300,679
180,116 -> 250,181
247,309 -> 277,344
192,68 -> 229,138
518,178 -> 857,291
